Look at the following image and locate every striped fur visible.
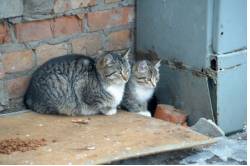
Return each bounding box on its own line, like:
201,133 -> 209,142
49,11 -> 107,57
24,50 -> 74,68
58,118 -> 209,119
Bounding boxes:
24,52 -> 130,116
121,60 -> 160,116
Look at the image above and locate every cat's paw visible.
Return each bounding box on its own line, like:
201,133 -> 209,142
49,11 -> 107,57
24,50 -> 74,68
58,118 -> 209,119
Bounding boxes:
104,108 -> 117,116
137,110 -> 152,117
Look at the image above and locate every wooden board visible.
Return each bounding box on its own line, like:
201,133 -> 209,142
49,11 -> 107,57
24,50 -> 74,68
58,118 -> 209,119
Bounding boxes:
0,110 -> 216,164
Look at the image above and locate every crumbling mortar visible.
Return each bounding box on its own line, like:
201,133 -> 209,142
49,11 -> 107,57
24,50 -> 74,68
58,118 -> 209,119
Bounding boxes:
83,13 -> 90,33
5,20 -> 17,43
67,42 -> 73,54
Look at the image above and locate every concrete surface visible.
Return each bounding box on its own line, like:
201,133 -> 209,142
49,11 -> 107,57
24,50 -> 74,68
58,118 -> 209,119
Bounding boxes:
111,131 -> 247,165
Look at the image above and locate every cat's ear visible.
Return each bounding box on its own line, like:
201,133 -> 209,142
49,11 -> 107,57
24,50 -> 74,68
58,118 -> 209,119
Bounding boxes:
97,54 -> 113,67
122,49 -> 130,60
104,54 -> 113,64
154,60 -> 161,69
137,60 -> 148,73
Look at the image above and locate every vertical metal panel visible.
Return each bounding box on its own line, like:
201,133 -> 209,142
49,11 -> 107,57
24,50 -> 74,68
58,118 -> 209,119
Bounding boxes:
156,65 -> 214,125
136,0 -> 215,125
213,0 -> 247,53
136,0 -> 246,133
216,50 -> 247,133
136,0 -> 213,68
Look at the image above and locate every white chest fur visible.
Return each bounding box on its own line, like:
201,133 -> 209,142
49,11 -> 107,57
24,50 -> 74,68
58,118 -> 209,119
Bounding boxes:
106,84 -> 125,106
134,86 -> 154,103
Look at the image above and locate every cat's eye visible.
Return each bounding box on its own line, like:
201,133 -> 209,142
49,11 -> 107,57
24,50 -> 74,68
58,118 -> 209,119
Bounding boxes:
137,77 -> 146,80
106,63 -> 114,67
105,71 -> 116,77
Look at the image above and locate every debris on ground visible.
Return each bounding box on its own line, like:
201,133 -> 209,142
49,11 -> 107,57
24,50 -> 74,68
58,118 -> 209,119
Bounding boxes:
71,119 -> 89,124
84,145 -> 96,150
0,138 -> 47,154
51,139 -> 57,143
154,104 -> 187,126
180,134 -> 247,165
75,145 -> 96,151
191,118 -> 225,137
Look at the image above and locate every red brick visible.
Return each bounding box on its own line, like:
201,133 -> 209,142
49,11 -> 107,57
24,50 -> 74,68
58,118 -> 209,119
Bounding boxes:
15,16 -> 83,42
0,22 -> 10,44
7,76 -> 31,98
104,0 -> 120,4
154,104 -> 188,125
54,0 -> 96,13
53,16 -> 82,37
71,34 -> 102,55
15,20 -> 53,42
54,0 -> 71,12
106,29 -> 130,51
36,43 -> 68,65
2,50 -> 33,73
87,7 -> 132,31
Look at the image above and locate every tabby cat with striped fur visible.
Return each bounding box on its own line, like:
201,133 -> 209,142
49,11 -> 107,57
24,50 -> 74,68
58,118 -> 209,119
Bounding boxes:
121,60 -> 160,117
24,50 -> 131,116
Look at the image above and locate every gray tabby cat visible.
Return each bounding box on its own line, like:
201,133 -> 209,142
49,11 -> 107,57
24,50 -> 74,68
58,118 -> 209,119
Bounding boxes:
121,60 -> 160,117
24,50 -> 131,116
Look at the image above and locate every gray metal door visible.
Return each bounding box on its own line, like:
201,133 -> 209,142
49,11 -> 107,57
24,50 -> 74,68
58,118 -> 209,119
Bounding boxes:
136,0 -> 246,133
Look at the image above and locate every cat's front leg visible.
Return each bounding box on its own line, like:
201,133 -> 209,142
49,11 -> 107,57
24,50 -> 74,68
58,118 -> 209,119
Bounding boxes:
100,107 -> 117,116
136,102 -> 152,117
127,103 -> 151,117
122,99 -> 143,113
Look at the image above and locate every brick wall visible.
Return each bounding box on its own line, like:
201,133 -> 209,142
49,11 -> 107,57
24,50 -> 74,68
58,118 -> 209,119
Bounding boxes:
0,0 -> 135,112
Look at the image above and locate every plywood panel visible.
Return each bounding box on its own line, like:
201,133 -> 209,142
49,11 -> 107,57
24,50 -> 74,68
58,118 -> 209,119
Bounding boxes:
0,111 -> 215,164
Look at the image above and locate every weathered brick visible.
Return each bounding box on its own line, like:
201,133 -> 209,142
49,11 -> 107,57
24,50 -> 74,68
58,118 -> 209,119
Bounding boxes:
15,20 -> 53,42
54,0 -> 96,13
36,43 -> 68,65
71,0 -> 96,9
23,0 -> 54,15
106,29 -> 130,51
87,7 -> 132,31
71,34 -> 102,55
0,22 -> 10,44
0,0 -> 23,19
15,16 -> 83,42
54,0 -> 72,13
154,104 -> 188,125
7,76 -> 31,98
104,0 -> 120,4
2,50 -> 33,73
53,16 -> 82,37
